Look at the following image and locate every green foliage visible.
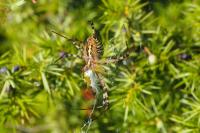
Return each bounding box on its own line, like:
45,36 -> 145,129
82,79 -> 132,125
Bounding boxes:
0,0 -> 200,132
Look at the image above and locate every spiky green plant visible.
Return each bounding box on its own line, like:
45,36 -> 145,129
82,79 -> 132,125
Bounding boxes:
0,0 -> 200,133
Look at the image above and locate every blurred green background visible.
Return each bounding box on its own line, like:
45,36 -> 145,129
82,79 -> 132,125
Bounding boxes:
0,0 -> 200,132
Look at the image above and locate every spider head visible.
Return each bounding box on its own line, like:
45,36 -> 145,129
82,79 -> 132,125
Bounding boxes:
86,36 -> 95,45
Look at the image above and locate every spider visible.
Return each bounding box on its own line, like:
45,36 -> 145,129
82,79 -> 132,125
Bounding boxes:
52,22 -> 134,112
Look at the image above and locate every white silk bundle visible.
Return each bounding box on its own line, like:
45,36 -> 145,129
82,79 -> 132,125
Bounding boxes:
84,69 -> 99,94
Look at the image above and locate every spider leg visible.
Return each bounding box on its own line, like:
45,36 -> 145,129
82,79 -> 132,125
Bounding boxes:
92,55 -> 128,65
51,30 -> 83,49
53,53 -> 82,64
99,44 -> 135,64
96,73 -> 109,110
102,56 -> 126,64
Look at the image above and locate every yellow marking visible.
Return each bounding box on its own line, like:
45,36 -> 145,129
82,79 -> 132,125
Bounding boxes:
88,43 -> 92,59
